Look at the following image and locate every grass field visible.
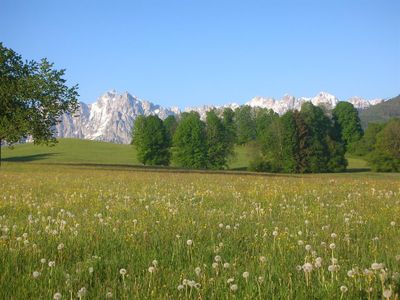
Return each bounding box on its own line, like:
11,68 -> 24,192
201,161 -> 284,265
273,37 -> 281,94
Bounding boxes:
1,138 -> 367,171
0,163 -> 399,299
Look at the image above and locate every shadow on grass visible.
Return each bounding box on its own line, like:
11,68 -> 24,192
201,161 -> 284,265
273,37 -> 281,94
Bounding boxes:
346,168 -> 371,173
3,153 -> 59,162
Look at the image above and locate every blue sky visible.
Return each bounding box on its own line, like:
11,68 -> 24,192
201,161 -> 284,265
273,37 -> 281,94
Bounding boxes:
1,0 -> 399,107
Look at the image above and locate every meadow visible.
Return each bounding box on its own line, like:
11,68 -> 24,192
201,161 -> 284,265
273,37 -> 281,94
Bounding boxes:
0,162 -> 399,299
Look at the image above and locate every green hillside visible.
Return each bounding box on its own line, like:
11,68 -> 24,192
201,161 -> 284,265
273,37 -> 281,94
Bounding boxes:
359,95 -> 400,128
2,139 -> 138,165
1,138 -> 250,168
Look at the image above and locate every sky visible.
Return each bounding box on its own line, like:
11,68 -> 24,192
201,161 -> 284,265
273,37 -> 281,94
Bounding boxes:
1,0 -> 399,108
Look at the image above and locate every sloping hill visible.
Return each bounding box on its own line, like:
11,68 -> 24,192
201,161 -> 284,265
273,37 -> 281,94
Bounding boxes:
359,95 -> 400,128
1,138 -> 251,169
2,139 -> 138,165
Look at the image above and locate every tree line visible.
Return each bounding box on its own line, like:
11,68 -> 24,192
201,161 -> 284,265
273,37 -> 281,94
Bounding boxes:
131,101 -> 378,173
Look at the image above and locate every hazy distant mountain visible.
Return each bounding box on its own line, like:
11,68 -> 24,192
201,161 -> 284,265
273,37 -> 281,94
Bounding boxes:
55,90 -> 385,144
359,95 -> 400,128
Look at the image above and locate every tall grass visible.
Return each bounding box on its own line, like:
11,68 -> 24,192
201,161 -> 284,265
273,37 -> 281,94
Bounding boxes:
0,164 -> 399,299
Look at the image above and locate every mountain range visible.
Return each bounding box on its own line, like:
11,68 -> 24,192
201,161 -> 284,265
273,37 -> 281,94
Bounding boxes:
55,90 -> 385,144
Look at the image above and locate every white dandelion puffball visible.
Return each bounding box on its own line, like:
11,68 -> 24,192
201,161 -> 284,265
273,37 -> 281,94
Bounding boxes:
212,262 -> 218,269
329,243 -> 336,250
328,264 -> 339,272
259,256 -> 266,263
371,262 -> 383,270
383,289 -> 392,298
242,271 -> 249,279
33,271 -> 40,278
214,255 -> 222,262
340,286 -> 348,293
195,267 -> 201,276
390,221 -> 396,226
53,292 -> 62,300
305,245 -> 312,251
272,230 -> 278,237
152,260 -> 158,267
148,266 -> 156,273
119,268 -> 127,275
40,258 -> 46,264
57,243 -> 64,251
227,278 -> 234,284
230,284 -> 238,292
331,233 -> 337,239
223,262 -> 230,269
48,261 -> 55,268
258,276 -> 264,283
88,267 -> 94,274
186,239 -> 193,246
302,263 -> 313,273
77,287 -> 86,298
177,284 -> 184,291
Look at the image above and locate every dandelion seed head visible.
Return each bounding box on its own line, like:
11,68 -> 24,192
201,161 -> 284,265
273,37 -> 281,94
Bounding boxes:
383,289 -> 392,298
53,292 -> 62,300
119,268 -> 127,275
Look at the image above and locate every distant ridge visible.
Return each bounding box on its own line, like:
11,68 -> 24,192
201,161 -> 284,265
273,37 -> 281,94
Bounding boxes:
56,90 -> 386,144
359,95 -> 400,128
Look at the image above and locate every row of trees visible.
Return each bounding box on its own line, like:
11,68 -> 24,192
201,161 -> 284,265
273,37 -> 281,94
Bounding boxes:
132,101 -> 366,173
132,110 -> 235,169
250,102 -> 351,172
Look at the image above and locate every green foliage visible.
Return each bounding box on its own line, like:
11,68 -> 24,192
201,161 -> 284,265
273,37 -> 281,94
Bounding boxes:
172,112 -> 207,168
367,119 -> 400,172
0,43 -> 78,146
222,108 -> 236,148
205,110 -> 232,169
132,115 -> 170,166
359,95 -> 400,128
351,123 -> 384,156
234,105 -> 256,145
332,102 -> 363,152
254,103 -> 347,173
163,115 -> 178,147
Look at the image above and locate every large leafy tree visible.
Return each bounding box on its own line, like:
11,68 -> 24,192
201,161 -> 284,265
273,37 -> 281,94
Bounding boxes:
222,107 -> 236,148
352,123 -> 384,156
300,103 -> 332,172
368,119 -> 400,172
332,102 -> 363,152
205,110 -> 232,169
0,43 -> 78,164
172,112 -> 207,168
132,115 -> 170,166
234,105 -> 256,145
163,115 -> 178,147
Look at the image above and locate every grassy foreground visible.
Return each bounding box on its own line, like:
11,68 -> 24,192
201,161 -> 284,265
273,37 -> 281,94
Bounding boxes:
0,163 -> 399,299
